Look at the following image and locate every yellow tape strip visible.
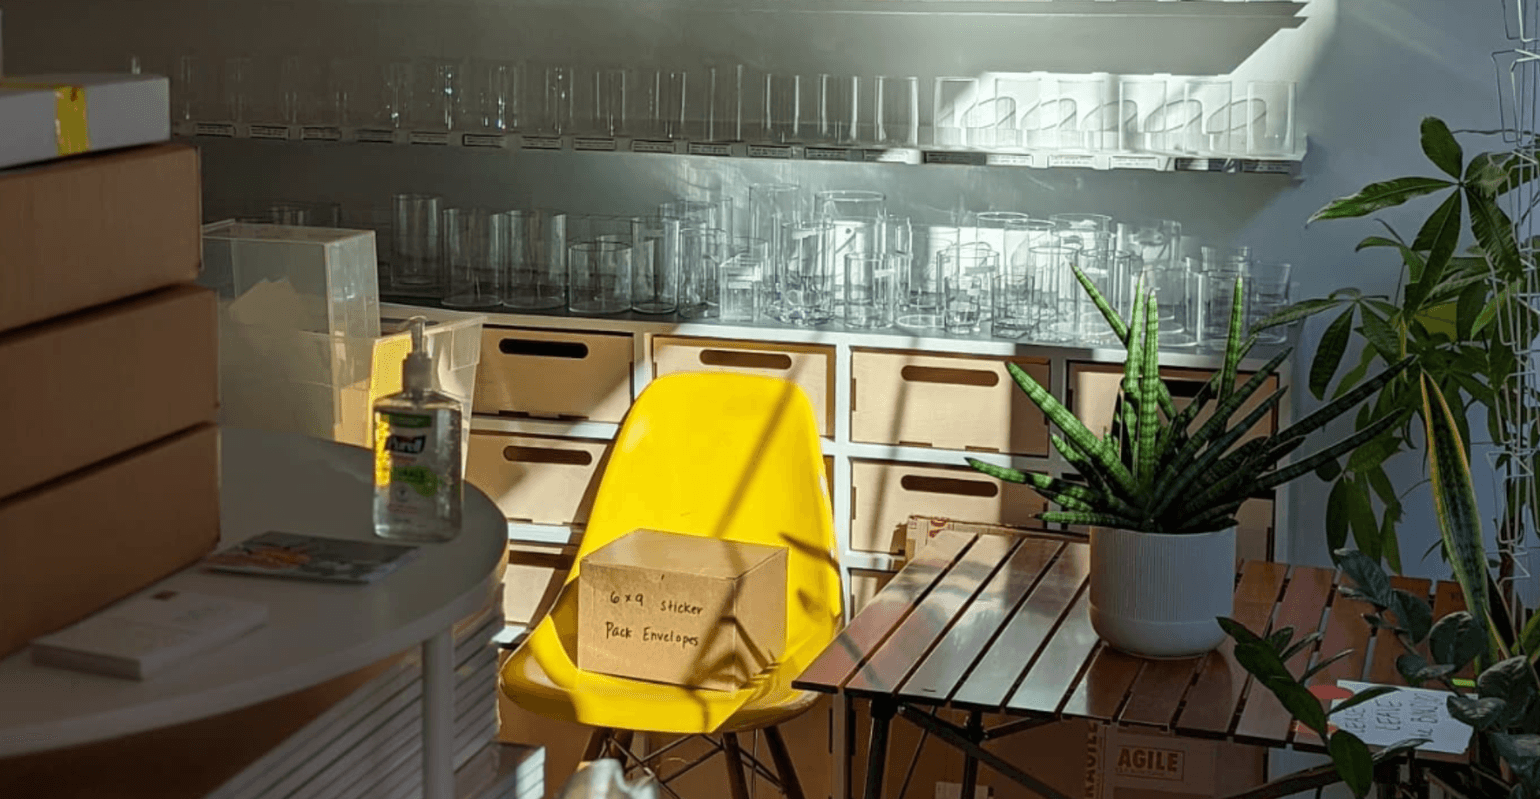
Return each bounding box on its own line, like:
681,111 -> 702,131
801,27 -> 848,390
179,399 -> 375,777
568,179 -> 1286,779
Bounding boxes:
0,80 -> 90,156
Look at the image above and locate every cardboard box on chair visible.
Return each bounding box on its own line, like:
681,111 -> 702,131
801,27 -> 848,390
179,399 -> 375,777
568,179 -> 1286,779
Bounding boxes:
577,530 -> 787,691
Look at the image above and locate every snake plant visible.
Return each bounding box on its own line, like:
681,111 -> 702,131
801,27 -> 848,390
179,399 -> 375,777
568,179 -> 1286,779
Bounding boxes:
968,266 -> 1416,535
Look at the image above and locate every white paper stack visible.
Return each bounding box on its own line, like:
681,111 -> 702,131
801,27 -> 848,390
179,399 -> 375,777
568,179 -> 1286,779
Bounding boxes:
31,590 -> 268,680
207,599 -> 537,799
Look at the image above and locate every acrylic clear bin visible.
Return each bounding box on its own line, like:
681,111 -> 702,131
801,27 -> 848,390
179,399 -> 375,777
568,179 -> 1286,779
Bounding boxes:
200,220 -> 381,341
218,302 -> 484,460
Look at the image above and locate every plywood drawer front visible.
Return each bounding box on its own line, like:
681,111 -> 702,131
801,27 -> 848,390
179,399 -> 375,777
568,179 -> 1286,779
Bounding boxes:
1068,362 -> 1280,444
467,432 -> 608,526
849,460 -> 1049,555
475,327 -> 633,422
851,350 -> 1051,455
650,336 -> 835,436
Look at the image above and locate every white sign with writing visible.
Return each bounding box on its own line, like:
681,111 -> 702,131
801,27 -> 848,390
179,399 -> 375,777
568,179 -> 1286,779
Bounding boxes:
1332,680 -> 1475,754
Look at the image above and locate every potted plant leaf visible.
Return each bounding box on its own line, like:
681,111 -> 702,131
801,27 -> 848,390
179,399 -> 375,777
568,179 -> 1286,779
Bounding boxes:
968,269 -> 1414,658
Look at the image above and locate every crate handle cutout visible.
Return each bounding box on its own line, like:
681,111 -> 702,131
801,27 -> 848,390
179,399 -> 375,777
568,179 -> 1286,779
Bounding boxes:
899,365 -> 999,387
1167,378 -> 1206,398
899,474 -> 999,497
698,349 -> 794,371
502,446 -> 594,466
498,338 -> 590,359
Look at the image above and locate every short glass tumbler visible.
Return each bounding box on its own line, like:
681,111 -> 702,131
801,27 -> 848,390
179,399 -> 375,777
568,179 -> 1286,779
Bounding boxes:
630,216 -> 676,314
845,254 -> 895,329
505,210 -> 566,310
441,208 -> 508,309
777,221 -> 836,326
1248,261 -> 1292,344
679,226 -> 727,319
568,240 -> 632,315
941,243 -> 999,336
391,193 -> 443,294
719,253 -> 762,323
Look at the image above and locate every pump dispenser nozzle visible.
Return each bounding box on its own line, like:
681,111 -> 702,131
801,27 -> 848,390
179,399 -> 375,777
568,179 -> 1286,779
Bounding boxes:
402,316 -> 432,393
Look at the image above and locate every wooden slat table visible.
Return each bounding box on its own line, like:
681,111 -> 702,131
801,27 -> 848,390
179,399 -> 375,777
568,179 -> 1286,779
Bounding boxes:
795,528 -> 1467,799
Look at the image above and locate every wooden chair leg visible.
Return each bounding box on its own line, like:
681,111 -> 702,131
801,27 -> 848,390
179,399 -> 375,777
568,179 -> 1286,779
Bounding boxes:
764,725 -> 807,799
722,733 -> 753,799
582,727 -> 614,762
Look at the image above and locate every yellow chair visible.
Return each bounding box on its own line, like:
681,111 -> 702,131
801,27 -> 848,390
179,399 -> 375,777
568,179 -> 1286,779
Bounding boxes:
499,372 -> 844,799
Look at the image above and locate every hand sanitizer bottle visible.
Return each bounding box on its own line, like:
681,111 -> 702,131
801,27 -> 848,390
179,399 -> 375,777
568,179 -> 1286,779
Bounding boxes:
373,316 -> 463,542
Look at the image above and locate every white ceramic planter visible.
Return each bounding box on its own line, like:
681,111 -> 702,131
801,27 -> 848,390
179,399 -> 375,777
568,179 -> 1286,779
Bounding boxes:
1089,526 -> 1236,659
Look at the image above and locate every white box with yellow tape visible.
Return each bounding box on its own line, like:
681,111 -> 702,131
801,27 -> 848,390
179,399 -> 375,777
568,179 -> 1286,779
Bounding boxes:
0,74 -> 169,170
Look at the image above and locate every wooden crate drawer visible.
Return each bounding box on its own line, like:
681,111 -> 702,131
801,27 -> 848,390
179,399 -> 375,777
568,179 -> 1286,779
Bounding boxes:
1237,498 -> 1274,563
650,336 -> 835,436
849,460 -> 1049,555
467,432 -> 608,526
1068,362 -> 1280,443
851,350 -> 1051,456
475,327 -> 633,422
848,568 -> 896,616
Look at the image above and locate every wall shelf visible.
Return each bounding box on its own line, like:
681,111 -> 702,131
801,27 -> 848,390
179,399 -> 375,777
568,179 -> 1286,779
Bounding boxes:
179,132 -> 1304,177
317,0 -> 1307,75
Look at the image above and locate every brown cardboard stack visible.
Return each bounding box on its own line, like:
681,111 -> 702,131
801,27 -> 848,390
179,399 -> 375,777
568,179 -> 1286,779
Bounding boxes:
0,143 -> 219,659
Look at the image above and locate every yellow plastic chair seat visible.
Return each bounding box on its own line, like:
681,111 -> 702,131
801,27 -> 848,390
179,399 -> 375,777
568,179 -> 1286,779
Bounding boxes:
500,373 -> 842,735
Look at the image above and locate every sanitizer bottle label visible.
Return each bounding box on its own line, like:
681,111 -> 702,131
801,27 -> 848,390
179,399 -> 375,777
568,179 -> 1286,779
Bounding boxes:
376,412 -> 441,517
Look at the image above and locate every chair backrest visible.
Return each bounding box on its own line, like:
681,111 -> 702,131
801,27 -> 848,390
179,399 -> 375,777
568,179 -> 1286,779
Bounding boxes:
568,372 -> 843,667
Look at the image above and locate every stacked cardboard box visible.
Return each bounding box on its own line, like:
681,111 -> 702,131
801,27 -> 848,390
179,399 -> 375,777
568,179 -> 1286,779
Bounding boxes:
0,141 -> 219,659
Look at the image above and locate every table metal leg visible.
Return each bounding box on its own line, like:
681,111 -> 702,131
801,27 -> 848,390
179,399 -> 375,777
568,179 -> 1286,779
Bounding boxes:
959,712 -> 983,799
841,695 -> 855,799
864,700 -> 897,799
422,628 -> 455,799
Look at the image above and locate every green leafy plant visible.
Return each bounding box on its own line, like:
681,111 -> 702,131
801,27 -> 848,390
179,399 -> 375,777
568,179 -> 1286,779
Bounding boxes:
1218,614 -> 1423,798
1223,355 -> 1519,797
1226,544 -> 1536,799
1255,117 -> 1539,577
967,267 -> 1414,534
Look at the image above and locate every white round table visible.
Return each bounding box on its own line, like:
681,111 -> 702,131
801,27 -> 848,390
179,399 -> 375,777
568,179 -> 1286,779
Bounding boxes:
0,428 -> 506,799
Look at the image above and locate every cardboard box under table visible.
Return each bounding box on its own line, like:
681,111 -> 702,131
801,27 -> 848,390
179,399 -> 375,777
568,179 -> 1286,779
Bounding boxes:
577,530 -> 787,691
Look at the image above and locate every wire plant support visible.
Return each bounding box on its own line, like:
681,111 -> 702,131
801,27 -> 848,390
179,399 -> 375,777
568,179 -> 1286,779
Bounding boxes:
1488,0 -> 1539,618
